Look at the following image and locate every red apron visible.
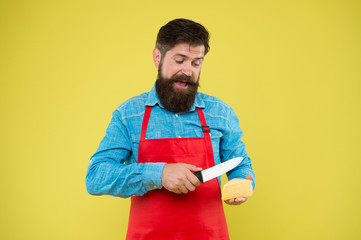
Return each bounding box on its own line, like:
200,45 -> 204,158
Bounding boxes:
126,106 -> 229,240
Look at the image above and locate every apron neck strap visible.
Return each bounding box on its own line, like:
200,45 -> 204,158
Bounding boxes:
196,108 -> 211,138
140,106 -> 152,140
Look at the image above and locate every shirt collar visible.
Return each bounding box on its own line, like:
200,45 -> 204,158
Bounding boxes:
145,84 -> 205,112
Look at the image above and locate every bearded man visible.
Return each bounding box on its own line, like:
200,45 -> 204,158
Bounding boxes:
86,18 -> 255,240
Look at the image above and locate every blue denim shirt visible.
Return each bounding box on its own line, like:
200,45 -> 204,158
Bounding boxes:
86,85 -> 255,198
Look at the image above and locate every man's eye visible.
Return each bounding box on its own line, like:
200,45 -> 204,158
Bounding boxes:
175,59 -> 184,64
193,62 -> 201,67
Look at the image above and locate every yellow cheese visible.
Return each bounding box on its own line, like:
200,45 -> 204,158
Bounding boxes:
222,178 -> 253,200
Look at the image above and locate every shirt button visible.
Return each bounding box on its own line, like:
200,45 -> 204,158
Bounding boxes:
178,136 -> 181,138
153,185 -> 157,189
175,114 -> 178,117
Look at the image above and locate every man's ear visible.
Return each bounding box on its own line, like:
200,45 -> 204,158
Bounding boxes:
153,48 -> 161,68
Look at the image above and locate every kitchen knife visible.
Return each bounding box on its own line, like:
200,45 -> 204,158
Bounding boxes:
193,157 -> 243,183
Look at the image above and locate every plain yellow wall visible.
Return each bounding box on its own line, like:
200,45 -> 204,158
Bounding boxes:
1,0 -> 360,239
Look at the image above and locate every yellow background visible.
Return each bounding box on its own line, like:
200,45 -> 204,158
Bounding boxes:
1,0 -> 360,239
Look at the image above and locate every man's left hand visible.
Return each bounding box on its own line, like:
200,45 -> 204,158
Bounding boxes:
224,174 -> 253,206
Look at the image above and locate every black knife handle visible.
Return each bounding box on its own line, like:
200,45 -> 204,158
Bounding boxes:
193,171 -> 203,183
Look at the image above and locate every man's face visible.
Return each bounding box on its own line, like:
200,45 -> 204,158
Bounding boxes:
158,43 -> 205,87
154,43 -> 205,113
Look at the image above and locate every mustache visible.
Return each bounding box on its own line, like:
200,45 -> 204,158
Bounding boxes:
170,74 -> 198,86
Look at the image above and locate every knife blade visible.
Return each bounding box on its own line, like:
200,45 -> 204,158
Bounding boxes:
193,157 -> 243,183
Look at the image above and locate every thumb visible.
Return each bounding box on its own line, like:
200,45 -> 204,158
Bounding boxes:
245,174 -> 253,180
184,164 -> 202,172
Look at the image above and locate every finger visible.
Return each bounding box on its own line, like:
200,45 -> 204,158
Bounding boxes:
224,199 -> 234,204
230,199 -> 242,205
224,198 -> 248,205
186,170 -> 201,187
184,164 -> 202,172
178,185 -> 188,194
183,179 -> 196,192
245,174 -> 253,180
235,197 -> 248,204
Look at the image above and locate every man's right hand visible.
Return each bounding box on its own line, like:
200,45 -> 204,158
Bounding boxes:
161,163 -> 202,194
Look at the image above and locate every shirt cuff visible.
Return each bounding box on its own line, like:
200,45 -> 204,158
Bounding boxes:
142,162 -> 166,191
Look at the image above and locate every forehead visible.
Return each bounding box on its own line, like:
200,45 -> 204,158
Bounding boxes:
165,43 -> 205,59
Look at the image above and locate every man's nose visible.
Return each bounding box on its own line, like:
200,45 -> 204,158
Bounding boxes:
181,62 -> 192,76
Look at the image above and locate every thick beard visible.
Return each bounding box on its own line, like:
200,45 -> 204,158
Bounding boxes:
155,69 -> 199,113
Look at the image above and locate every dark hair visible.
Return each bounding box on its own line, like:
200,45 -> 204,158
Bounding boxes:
156,18 -> 210,56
